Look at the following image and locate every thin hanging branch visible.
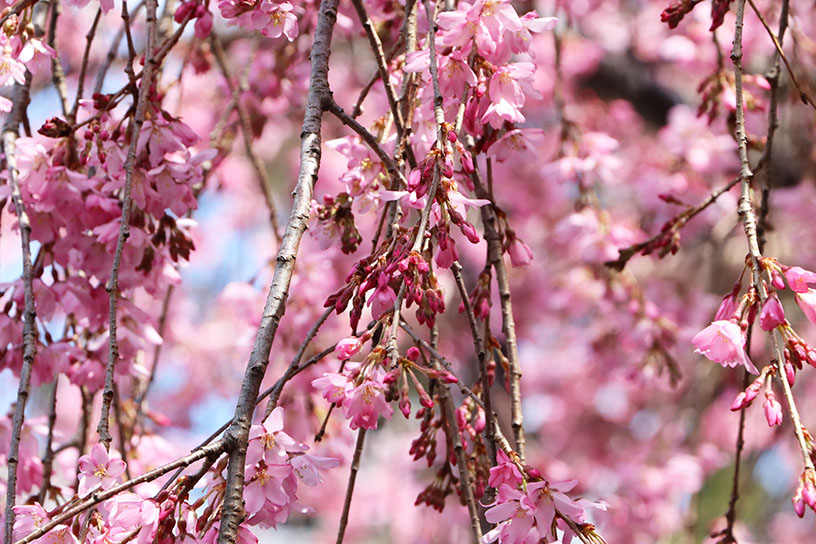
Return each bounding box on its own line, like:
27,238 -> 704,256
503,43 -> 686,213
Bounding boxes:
451,262 -> 496,465
3,75 -> 37,544
349,0 -> 404,134
718,3 -> 789,542
431,338 -> 483,542
335,428 -> 366,544
97,0 -> 160,450
472,169 -> 527,462
38,380 -> 60,504
215,0 -> 341,541
210,34 -> 282,241
732,0 -> 814,473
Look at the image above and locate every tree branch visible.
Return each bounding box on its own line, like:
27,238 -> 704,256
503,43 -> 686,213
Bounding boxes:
98,0 -> 160,450
3,75 -> 37,544
215,1 -> 341,541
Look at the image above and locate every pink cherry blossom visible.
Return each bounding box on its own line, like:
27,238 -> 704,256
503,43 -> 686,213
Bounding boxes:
692,320 -> 758,374
342,367 -> 394,430
759,295 -> 786,331
785,266 -> 816,293
77,443 -> 127,496
795,289 -> 816,325
246,407 -> 307,465
334,336 -> 362,360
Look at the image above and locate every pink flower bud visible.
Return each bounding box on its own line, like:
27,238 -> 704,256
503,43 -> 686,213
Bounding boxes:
804,480 -> 816,508
763,393 -> 783,427
786,362 -> 796,386
759,295 -> 785,331
399,397 -> 411,419
194,11 -> 213,39
794,491 -> 806,518
771,269 -> 786,290
459,222 -> 480,244
441,372 -> 458,384
406,346 -> 421,361
730,392 -> 747,411
419,392 -> 434,409
334,337 -> 361,360
744,379 -> 762,403
714,293 -> 739,321
507,238 -> 534,267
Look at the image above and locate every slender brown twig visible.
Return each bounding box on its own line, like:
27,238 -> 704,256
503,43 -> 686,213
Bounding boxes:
210,35 -> 282,241
335,428 -> 366,544
98,0 -> 160,450
471,168 -> 527,462
349,0 -> 404,134
38,380 -> 59,504
451,262 -> 496,465
745,0 -> 815,109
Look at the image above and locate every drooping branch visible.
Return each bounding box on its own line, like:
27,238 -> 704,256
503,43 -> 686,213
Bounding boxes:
97,0 -> 160,450
472,169 -> 527,462
210,34 -> 282,241
335,428 -> 366,544
718,3 -> 790,541
731,0 -> 814,473
349,0 -> 404,134
451,262 -> 496,465
3,76 -> 37,544
38,380 -> 60,504
215,0 -> 340,541
430,329 -> 483,543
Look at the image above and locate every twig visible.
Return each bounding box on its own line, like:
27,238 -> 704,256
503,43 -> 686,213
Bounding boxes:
349,0 -> 404,134
606,177 -> 741,270
432,347 -> 483,542
97,0 -> 160,450
70,8 -> 102,122
133,286 -> 174,435
350,35 -> 404,119
215,1 -> 341,542
719,5 -> 789,540
471,169 -> 526,462
451,262 -> 496,465
93,2 -> 144,95
38,380 -> 60,504
3,74 -> 37,544
335,428 -> 366,544
210,35 -> 282,241
46,0 -> 70,117
400,321 -> 485,410
745,0 -> 815,109
262,306 -> 333,420
326,99 -> 408,187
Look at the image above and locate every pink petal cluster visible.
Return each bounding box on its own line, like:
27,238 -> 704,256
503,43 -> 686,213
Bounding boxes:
691,320 -> 758,374
218,0 -> 298,41
312,365 -> 394,430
